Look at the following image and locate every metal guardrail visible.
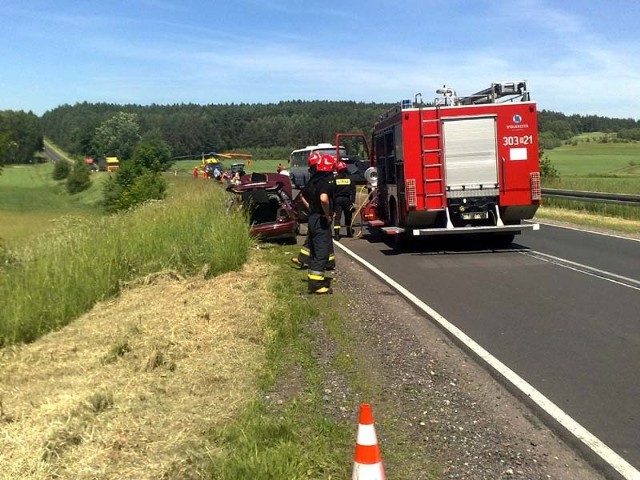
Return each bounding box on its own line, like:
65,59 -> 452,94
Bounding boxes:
542,188 -> 640,206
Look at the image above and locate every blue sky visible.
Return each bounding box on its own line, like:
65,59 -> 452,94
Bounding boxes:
2,0 -> 639,119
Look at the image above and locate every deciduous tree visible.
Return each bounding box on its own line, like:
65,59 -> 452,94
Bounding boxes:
92,112 -> 141,161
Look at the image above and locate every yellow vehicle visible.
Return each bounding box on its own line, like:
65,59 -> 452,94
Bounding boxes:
201,153 -> 252,178
105,156 -> 119,172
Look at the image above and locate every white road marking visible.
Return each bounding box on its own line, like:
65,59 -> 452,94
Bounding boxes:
522,250 -> 640,291
333,240 -> 640,480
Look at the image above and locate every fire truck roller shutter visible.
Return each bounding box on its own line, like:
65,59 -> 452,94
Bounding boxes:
442,117 -> 498,193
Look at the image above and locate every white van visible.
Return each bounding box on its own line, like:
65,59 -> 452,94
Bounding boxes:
288,143 -> 347,189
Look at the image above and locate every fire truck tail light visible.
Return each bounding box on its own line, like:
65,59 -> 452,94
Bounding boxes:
406,178 -> 417,207
530,172 -> 541,201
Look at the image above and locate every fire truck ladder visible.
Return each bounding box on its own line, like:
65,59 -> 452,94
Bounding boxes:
420,103 -> 447,212
457,81 -> 529,105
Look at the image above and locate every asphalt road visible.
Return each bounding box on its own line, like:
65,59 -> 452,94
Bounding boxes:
43,142 -> 65,163
337,222 -> 640,477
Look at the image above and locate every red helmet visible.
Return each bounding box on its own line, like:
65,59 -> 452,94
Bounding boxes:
335,160 -> 347,171
308,152 -> 322,166
317,154 -> 336,172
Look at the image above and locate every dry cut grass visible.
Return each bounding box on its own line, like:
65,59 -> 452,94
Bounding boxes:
0,256 -> 274,479
536,206 -> 640,239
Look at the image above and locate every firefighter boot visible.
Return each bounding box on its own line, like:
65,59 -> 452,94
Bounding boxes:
333,225 -> 341,241
347,226 -> 354,238
308,272 -> 333,295
292,243 -> 310,269
326,252 -> 336,271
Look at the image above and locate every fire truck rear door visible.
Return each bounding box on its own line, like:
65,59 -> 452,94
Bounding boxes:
442,116 -> 498,191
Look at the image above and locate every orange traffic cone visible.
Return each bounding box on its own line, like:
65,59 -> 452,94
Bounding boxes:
352,403 -> 385,480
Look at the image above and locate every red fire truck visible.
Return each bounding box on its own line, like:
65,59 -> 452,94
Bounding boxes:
339,81 -> 541,245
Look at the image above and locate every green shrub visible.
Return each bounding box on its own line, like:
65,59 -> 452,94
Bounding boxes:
123,171 -> 167,206
539,153 -> 559,178
66,160 -> 91,194
52,160 -> 71,180
102,165 -> 167,213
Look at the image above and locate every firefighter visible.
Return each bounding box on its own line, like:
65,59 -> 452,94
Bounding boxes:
332,160 -> 356,240
305,153 -> 336,294
292,153 -> 335,270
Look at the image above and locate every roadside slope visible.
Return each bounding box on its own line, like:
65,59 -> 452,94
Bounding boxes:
0,260 -> 271,479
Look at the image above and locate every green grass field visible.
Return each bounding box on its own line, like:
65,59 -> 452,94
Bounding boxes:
545,141 -> 640,177
0,163 -> 105,242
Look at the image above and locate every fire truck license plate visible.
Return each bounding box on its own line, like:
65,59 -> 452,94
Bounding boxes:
461,212 -> 488,220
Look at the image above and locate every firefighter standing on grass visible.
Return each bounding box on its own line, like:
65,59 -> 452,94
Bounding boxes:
332,160 -> 356,240
304,153 -> 336,294
292,153 -> 335,270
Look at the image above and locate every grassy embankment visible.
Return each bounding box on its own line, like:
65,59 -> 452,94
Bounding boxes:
0,163 -> 390,478
539,137 -> 640,232
0,167 -> 251,346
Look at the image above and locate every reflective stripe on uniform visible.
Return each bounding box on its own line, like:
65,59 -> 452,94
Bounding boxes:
308,272 -> 324,281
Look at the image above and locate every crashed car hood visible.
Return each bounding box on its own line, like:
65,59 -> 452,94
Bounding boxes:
228,172 -> 293,198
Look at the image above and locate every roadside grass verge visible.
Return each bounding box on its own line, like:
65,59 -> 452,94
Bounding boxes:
203,245 -> 355,478
1,240 -> 388,479
535,205 -> 640,235
543,175 -> 640,195
0,256 -> 272,479
539,197 -> 640,223
203,245 -> 443,478
0,178 -> 251,347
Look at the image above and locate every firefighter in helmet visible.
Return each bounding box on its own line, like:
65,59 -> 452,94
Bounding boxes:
304,153 -> 336,294
292,152 -> 335,270
332,160 -> 356,240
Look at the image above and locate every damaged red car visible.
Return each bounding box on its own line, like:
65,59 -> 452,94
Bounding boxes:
226,172 -> 299,244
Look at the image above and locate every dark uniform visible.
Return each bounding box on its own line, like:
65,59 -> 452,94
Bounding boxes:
305,170 -> 335,294
293,186 -> 335,271
333,168 -> 356,240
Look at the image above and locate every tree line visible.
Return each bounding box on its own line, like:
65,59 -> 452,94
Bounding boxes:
2,102 -> 639,171
538,109 -> 640,149
39,102 -> 640,160
39,101 -> 391,161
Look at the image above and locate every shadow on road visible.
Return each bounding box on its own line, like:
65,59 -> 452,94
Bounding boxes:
373,234 -> 531,256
